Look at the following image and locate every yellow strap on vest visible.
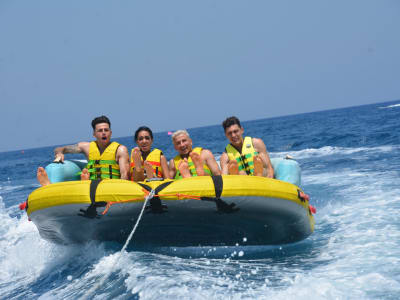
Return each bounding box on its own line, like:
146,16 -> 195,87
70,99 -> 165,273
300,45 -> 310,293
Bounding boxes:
173,147 -> 212,179
130,148 -> 163,178
225,136 -> 258,175
86,141 -> 120,179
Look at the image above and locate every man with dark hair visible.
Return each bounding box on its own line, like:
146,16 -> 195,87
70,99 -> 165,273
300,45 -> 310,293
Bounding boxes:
37,115 -> 130,185
220,116 -> 274,178
91,115 -> 111,130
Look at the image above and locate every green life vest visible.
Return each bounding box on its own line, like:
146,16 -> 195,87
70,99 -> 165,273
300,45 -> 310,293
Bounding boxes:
225,136 -> 258,175
85,141 -> 121,179
173,147 -> 212,179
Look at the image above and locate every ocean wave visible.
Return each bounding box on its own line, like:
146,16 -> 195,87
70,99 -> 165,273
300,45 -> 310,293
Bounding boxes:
272,145 -> 399,160
379,103 -> 400,109
0,183 -> 39,194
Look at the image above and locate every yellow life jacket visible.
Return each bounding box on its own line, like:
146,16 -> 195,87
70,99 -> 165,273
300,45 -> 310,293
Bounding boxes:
173,147 -> 212,179
130,148 -> 164,179
225,136 -> 258,175
85,141 -> 121,180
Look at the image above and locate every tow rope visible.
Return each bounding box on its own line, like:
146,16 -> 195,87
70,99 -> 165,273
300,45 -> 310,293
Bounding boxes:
81,189 -> 155,300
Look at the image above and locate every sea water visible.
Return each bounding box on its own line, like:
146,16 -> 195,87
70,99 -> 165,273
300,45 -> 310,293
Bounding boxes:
0,101 -> 399,299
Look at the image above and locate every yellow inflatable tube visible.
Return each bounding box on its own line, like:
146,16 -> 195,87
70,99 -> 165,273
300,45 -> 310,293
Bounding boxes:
27,175 -> 315,246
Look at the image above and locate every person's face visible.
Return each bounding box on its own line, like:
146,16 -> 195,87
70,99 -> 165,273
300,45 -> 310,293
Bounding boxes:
136,130 -> 153,152
173,134 -> 192,155
225,124 -> 244,147
93,123 -> 112,145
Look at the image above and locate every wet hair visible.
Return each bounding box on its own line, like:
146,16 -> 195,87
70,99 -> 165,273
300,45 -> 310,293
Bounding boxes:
222,116 -> 241,132
172,129 -> 190,141
134,126 -> 153,141
91,115 -> 111,130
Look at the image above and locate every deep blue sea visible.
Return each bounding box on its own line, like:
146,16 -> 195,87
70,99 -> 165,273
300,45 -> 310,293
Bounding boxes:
1,101 -> 399,299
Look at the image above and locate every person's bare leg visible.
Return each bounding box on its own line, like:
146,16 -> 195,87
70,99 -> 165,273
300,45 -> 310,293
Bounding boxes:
227,160 -> 240,175
189,152 -> 205,176
143,161 -> 155,179
80,168 -> 90,180
253,155 -> 263,177
37,167 -> 50,186
178,159 -> 191,178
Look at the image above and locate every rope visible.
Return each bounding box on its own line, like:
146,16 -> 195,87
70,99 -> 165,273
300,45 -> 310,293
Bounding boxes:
81,189 -> 155,300
101,192 -> 202,215
102,188 -> 150,215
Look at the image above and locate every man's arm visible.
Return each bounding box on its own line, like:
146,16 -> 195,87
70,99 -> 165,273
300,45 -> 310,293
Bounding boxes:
220,152 -> 230,175
53,142 -> 90,162
252,138 -> 274,178
201,149 -> 221,176
116,145 -> 130,180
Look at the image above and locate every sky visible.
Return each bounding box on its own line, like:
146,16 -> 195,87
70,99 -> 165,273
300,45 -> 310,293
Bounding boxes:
1,0 -> 399,153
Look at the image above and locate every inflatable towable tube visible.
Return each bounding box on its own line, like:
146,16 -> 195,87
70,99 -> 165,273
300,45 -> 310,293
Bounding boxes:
45,157 -> 302,186
26,157 -> 314,247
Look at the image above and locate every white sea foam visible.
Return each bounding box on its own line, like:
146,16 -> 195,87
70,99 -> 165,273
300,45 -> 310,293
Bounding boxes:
2,141 -> 400,299
272,145 -> 398,160
0,200 -> 49,296
379,103 -> 400,109
41,174 -> 400,300
0,197 -> 111,299
0,184 -> 29,193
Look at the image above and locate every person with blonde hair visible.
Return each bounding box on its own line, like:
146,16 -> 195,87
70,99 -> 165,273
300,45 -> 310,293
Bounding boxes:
169,130 -> 221,179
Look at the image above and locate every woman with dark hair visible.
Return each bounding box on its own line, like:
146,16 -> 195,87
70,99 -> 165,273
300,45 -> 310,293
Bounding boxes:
130,126 -> 170,181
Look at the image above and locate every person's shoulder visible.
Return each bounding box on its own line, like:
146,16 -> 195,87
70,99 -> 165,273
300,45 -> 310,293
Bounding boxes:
251,137 -> 265,145
117,144 -> 129,154
251,137 -> 268,151
77,141 -> 90,150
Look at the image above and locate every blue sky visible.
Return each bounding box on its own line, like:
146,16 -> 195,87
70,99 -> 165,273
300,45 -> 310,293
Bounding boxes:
1,0 -> 399,152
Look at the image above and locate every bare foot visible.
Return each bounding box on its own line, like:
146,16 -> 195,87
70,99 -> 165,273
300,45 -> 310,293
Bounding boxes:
80,168 -> 90,180
37,167 -> 50,186
228,160 -> 240,175
178,158 -> 191,178
143,161 -> 155,178
132,147 -> 143,169
131,147 -> 145,181
253,155 -> 263,177
189,151 -> 205,176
